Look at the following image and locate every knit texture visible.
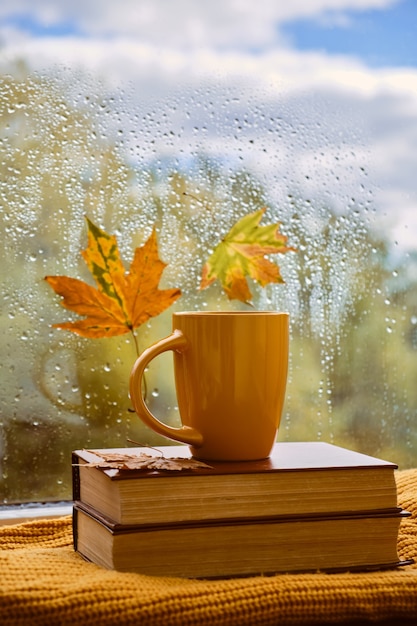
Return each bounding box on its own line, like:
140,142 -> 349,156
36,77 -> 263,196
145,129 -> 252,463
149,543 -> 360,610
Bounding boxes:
1,469 -> 417,626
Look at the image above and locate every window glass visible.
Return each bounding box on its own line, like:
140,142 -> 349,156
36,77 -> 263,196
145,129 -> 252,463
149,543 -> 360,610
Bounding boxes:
1,0 -> 416,503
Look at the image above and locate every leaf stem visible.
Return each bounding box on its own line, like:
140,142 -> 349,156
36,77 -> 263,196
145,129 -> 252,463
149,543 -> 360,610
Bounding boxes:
131,329 -> 140,358
130,329 -> 148,401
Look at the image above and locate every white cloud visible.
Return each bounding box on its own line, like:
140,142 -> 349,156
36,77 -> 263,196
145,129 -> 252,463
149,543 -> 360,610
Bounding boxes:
0,0 -> 415,254
0,0 -> 400,49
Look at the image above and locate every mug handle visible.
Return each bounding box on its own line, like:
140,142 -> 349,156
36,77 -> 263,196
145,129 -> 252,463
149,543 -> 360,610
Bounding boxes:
129,329 -> 203,447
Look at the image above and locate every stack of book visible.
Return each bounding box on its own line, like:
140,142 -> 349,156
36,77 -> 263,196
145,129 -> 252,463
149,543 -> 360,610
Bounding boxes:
72,442 -> 410,578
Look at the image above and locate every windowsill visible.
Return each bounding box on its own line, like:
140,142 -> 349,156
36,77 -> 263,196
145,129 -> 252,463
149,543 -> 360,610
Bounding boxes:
0,502 -> 72,526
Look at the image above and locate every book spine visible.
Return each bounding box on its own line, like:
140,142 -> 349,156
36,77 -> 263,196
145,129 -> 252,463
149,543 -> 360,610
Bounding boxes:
72,504 -> 78,551
71,452 -> 81,501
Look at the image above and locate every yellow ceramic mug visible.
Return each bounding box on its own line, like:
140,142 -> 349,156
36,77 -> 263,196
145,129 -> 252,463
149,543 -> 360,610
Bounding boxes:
129,311 -> 289,461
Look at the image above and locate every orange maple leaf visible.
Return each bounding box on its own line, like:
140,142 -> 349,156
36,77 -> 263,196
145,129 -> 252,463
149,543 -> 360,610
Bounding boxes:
200,208 -> 296,303
45,218 -> 181,338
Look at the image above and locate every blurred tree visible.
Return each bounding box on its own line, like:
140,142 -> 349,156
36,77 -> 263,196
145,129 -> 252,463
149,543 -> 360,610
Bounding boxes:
0,71 -> 152,501
282,207 -> 417,467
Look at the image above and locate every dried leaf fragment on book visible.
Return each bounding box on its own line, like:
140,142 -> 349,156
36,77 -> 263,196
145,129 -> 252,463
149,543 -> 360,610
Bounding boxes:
77,450 -> 213,471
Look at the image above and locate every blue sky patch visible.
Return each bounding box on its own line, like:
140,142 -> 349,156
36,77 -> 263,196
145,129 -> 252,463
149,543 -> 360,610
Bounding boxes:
5,13 -> 80,38
281,0 -> 417,68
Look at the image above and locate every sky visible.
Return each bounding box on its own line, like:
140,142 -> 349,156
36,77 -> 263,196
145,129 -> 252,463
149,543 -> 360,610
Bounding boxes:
282,0 -> 417,67
0,0 -> 416,253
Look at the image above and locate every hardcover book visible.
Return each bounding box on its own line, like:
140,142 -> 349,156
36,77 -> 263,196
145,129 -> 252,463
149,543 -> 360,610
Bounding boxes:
73,503 -> 409,578
72,442 -> 399,526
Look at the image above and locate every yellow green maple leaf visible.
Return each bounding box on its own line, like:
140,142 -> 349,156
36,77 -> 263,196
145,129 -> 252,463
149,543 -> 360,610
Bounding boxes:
200,208 -> 295,303
45,218 -> 181,338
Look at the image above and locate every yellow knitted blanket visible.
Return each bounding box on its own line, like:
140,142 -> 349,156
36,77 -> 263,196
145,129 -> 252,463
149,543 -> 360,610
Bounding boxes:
1,469 -> 417,626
